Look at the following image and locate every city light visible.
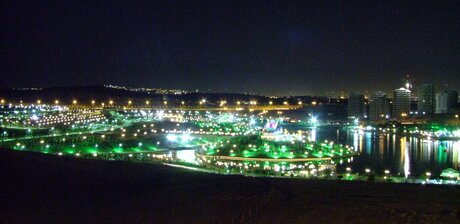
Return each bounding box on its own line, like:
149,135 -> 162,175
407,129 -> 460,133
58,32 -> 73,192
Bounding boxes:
310,116 -> 318,125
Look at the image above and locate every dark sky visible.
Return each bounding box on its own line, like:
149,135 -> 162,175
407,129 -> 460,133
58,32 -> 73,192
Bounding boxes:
1,0 -> 459,96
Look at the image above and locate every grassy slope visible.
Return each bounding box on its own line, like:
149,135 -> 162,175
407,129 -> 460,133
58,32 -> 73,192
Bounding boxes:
1,149 -> 459,224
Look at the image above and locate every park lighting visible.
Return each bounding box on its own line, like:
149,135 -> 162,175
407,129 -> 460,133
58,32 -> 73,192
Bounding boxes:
109,100 -> 114,105
72,99 -> 77,105
283,101 -> 288,105
163,100 -> 168,105
0,99 -> 4,104
310,116 -> 318,125
426,172 -> 431,177
167,134 -> 178,142
365,168 -> 371,173
145,100 -> 150,105
54,100 -> 59,105
298,101 -> 302,105
354,118 -> 359,125
269,101 -> 273,105
37,100 -> 41,104
128,100 -> 132,105
181,101 -> 185,105
91,100 -> 96,105
181,133 -> 193,142
236,101 -> 241,105
311,101 -> 317,106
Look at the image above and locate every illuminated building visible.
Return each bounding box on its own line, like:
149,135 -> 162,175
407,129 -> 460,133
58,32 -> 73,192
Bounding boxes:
392,88 -> 411,119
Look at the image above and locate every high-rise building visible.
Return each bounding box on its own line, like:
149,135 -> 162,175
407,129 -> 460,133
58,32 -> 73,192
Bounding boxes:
347,92 -> 365,119
417,84 -> 435,116
392,88 -> 411,119
436,90 -> 458,114
369,91 -> 390,121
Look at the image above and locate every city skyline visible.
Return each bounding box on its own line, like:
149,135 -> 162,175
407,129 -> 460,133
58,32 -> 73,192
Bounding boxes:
1,1 -> 460,95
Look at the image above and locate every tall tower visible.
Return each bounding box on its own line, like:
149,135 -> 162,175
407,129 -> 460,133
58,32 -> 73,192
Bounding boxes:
369,91 -> 390,121
348,92 -> 365,119
392,88 -> 411,119
417,84 -> 435,116
402,75 -> 414,91
436,90 -> 458,114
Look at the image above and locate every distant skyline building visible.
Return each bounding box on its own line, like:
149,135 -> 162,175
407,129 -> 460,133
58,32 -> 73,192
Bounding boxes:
347,92 -> 365,119
402,75 -> 413,91
369,91 -> 390,121
416,84 -> 435,116
392,88 -> 411,119
436,90 -> 458,114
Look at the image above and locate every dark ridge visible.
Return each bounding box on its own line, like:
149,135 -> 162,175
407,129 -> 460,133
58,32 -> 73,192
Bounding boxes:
1,149 -> 459,224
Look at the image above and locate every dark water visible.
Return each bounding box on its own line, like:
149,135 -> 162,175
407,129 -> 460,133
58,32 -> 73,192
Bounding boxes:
309,126 -> 459,176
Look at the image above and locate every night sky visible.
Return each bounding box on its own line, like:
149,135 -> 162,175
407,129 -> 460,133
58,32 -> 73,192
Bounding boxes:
1,0 -> 459,96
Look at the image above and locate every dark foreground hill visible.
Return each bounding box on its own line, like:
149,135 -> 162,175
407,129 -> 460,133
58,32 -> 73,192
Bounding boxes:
1,149 -> 459,224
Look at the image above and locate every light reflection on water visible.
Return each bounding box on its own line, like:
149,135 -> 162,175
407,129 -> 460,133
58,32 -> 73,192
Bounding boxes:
311,126 -> 459,176
173,125 -> 458,177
